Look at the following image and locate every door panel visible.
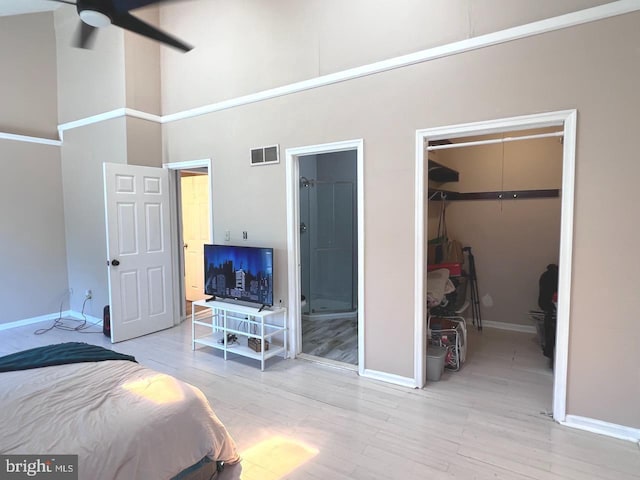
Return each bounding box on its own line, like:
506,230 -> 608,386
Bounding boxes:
117,203 -> 138,254
120,270 -> 141,323
104,163 -> 174,342
181,174 -> 210,301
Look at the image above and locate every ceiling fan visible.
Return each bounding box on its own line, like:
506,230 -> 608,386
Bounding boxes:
49,0 -> 193,52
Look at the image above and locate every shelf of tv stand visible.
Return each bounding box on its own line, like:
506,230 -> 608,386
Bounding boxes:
191,299 -> 287,371
193,332 -> 286,361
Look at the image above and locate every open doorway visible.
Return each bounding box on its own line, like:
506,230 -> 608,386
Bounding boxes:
181,168 -> 210,316
164,159 -> 213,323
415,111 -> 576,423
299,151 -> 358,365
286,140 -> 365,373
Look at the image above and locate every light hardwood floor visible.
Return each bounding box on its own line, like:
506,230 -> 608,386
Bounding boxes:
1,318 -> 639,480
301,315 -> 358,365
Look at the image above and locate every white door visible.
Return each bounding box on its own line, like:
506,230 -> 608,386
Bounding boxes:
103,163 -> 174,342
181,174 -> 210,301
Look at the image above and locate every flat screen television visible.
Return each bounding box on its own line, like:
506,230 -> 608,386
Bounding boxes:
204,244 -> 274,306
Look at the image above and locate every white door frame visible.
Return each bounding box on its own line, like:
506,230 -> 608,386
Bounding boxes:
286,139 -> 365,374
415,110 -> 577,423
164,159 -> 213,324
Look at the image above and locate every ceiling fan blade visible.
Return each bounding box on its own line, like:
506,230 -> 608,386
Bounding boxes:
73,21 -> 97,49
112,0 -> 185,13
112,12 -> 193,52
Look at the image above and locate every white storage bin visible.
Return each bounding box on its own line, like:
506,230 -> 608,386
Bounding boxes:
426,345 -> 447,381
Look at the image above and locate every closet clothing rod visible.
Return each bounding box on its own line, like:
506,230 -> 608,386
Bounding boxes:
426,131 -> 564,151
427,188 -> 560,201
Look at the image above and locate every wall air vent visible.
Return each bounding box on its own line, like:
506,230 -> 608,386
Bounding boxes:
250,145 -> 279,166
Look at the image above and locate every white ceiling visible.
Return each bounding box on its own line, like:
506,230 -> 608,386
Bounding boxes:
0,0 -> 62,17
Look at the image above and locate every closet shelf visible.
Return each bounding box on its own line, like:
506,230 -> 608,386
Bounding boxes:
428,160 -> 459,183
428,188 -> 560,201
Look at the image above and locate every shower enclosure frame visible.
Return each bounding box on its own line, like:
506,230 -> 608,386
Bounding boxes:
285,139 -> 365,374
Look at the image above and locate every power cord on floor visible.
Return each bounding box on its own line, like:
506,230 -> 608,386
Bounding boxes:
34,297 -> 103,335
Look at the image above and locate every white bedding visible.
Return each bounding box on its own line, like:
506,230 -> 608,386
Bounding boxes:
0,360 -> 239,480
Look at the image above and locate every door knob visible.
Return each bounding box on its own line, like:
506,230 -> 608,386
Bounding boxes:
111,259 -> 120,266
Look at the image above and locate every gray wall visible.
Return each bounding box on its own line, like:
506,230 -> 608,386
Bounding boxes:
0,142 -> 69,324
1,0 -> 638,430
0,12 -> 58,138
159,0 -> 611,114
56,11 -> 161,317
54,6 -> 125,123
124,6 -> 161,115
60,119 -> 128,316
0,12 -> 68,324
160,8 -> 640,428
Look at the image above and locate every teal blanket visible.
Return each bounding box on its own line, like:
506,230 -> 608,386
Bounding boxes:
0,342 -> 136,372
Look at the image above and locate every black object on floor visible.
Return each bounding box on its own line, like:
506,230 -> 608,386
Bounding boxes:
463,246 -> 482,331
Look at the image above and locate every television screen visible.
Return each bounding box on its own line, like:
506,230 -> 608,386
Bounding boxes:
204,244 -> 274,306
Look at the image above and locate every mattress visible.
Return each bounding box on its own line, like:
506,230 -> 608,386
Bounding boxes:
0,357 -> 239,480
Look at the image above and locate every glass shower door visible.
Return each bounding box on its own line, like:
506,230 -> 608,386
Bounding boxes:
309,181 -> 355,313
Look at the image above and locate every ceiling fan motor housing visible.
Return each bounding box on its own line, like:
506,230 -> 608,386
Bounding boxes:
77,0 -> 112,27
54,0 -> 193,52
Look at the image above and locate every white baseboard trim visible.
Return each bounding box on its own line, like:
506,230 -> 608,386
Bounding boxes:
562,414 -> 640,443
481,320 -> 537,334
0,311 -> 68,331
361,369 -> 417,388
67,310 -> 103,327
0,310 -> 103,332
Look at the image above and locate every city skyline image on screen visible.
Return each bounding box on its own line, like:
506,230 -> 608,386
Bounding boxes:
204,244 -> 274,306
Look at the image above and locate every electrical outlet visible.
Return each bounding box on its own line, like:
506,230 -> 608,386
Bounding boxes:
242,231 -> 248,240
85,289 -> 92,300
225,230 -> 230,241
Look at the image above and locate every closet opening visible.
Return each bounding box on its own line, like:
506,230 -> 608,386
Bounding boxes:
415,111 -> 576,423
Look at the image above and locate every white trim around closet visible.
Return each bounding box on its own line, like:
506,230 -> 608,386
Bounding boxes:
415,110 -> 577,426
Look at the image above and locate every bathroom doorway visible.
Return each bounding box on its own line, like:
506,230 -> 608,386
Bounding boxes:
285,139 -> 364,372
299,151 -> 358,365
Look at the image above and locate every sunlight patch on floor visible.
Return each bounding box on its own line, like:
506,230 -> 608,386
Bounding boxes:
239,435 -> 319,480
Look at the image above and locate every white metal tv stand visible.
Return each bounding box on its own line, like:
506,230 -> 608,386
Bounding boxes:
191,299 -> 287,371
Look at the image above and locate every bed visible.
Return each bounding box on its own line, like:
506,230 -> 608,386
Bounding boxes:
0,342 -> 239,480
